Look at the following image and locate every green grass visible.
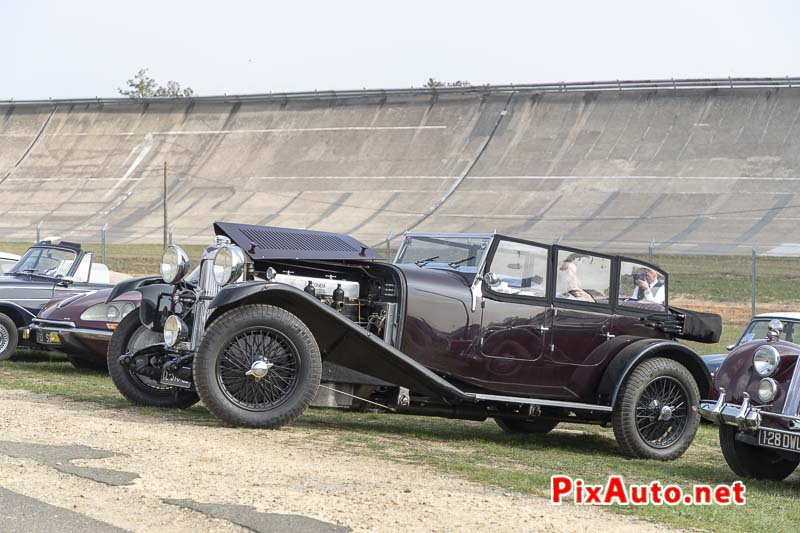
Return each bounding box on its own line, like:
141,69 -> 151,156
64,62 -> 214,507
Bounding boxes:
1,353 -> 798,532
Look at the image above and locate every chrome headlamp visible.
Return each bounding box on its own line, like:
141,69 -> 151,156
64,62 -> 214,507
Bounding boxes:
160,245 -> 191,284
212,244 -> 245,286
163,315 -> 187,347
80,302 -> 136,323
753,345 -> 781,377
758,378 -> 779,403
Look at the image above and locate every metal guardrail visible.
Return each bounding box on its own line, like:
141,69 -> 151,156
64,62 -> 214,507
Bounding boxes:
1,77 -> 799,107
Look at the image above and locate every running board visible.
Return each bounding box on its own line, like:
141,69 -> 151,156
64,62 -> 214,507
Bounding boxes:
467,393 -> 613,413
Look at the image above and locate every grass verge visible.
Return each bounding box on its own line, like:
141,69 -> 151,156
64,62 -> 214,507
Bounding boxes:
1,352 -> 798,532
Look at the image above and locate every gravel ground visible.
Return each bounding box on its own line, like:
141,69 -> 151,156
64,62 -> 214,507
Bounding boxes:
0,390 -> 676,532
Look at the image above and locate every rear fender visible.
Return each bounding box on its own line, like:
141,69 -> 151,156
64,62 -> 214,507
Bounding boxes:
207,283 -> 469,402
0,301 -> 36,327
596,338 -> 712,406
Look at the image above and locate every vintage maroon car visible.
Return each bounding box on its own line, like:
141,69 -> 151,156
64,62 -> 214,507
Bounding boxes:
27,288 -> 140,370
700,319 -> 800,479
106,223 -> 721,460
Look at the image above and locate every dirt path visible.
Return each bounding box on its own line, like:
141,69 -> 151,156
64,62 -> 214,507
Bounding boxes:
0,390 -> 676,532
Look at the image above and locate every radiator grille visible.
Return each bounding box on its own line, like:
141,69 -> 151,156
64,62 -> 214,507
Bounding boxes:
191,257 -> 221,349
782,361 -> 800,417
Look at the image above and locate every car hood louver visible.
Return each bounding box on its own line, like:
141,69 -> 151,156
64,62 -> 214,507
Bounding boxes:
213,222 -> 383,261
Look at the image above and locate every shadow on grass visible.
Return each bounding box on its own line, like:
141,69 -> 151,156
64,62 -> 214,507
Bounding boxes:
297,412 -> 623,456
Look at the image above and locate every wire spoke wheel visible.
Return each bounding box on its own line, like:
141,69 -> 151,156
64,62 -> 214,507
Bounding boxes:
216,327 -> 301,412
0,323 -> 9,354
635,376 -> 689,449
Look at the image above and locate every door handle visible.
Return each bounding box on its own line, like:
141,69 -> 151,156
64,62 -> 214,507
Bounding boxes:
603,332 -> 615,340
538,325 -> 550,332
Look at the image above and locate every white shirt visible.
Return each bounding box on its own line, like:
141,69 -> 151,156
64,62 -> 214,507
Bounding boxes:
632,280 -> 665,304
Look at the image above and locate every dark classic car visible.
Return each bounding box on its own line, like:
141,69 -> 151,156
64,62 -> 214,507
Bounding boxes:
107,223 -> 721,460
700,319 -> 800,479
0,241 -> 116,361
702,312 -> 800,379
27,288 -> 140,370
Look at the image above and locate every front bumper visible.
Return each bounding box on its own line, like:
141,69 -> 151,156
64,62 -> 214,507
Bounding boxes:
24,319 -> 113,358
700,390 -> 800,432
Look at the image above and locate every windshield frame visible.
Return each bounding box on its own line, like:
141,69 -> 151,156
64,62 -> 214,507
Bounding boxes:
393,232 -> 494,272
736,318 -> 800,347
7,245 -> 81,279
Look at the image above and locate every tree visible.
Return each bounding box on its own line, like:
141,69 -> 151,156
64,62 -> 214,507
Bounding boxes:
119,68 -> 194,98
424,78 -> 471,88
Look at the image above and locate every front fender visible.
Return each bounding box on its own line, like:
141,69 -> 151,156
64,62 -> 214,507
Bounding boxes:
106,277 -> 175,332
207,282 -> 469,403
0,301 -> 36,327
596,338 -> 712,406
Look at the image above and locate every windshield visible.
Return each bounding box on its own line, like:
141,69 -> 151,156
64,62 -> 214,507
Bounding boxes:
8,247 -> 78,278
738,319 -> 800,345
395,235 -> 491,272
0,258 -> 17,274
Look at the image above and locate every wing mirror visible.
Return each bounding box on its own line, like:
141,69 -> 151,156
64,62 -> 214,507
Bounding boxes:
57,276 -> 74,287
484,271 -> 501,288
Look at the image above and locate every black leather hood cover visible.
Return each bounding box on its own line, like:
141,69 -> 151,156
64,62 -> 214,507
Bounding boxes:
213,221 -> 383,261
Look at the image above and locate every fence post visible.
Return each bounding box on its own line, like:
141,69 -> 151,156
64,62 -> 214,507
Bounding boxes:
751,243 -> 757,318
648,239 -> 655,263
101,223 -> 107,263
35,221 -> 42,243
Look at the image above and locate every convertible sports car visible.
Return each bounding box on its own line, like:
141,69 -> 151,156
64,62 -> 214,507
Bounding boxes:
107,223 -> 721,460
700,319 -> 800,479
0,240 -> 118,361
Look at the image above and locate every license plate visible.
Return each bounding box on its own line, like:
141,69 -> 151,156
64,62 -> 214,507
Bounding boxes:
36,330 -> 61,345
758,428 -> 800,453
160,369 -> 192,389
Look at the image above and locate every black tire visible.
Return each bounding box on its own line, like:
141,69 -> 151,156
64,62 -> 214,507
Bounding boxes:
719,425 -> 799,480
66,353 -> 108,372
107,311 -> 199,409
0,313 -> 19,361
612,357 -> 700,460
194,304 -> 321,428
495,417 -> 559,434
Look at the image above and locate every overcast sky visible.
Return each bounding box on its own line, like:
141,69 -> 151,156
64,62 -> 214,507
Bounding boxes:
3,0 -> 797,100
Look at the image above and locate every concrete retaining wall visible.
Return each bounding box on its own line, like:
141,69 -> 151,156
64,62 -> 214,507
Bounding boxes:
1,86 -> 798,254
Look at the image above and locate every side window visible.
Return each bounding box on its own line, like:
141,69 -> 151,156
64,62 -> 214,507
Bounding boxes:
555,250 -> 611,304
617,261 -> 666,312
485,240 -> 548,298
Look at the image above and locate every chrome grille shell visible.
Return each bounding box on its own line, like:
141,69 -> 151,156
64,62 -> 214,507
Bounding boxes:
190,244 -> 223,349
782,360 -> 800,417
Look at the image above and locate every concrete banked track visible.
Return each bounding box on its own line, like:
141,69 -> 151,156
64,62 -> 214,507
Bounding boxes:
1,78 -> 800,254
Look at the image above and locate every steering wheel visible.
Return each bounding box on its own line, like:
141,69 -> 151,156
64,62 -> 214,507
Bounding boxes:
569,288 -> 596,303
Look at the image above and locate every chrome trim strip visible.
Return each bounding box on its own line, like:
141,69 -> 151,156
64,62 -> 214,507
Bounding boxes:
468,392 -> 613,412
32,319 -> 76,328
782,361 -> 800,417
29,323 -> 113,340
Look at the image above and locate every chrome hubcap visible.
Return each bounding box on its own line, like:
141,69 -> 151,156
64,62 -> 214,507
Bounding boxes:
245,359 -> 274,382
0,324 -> 8,353
658,405 -> 674,421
